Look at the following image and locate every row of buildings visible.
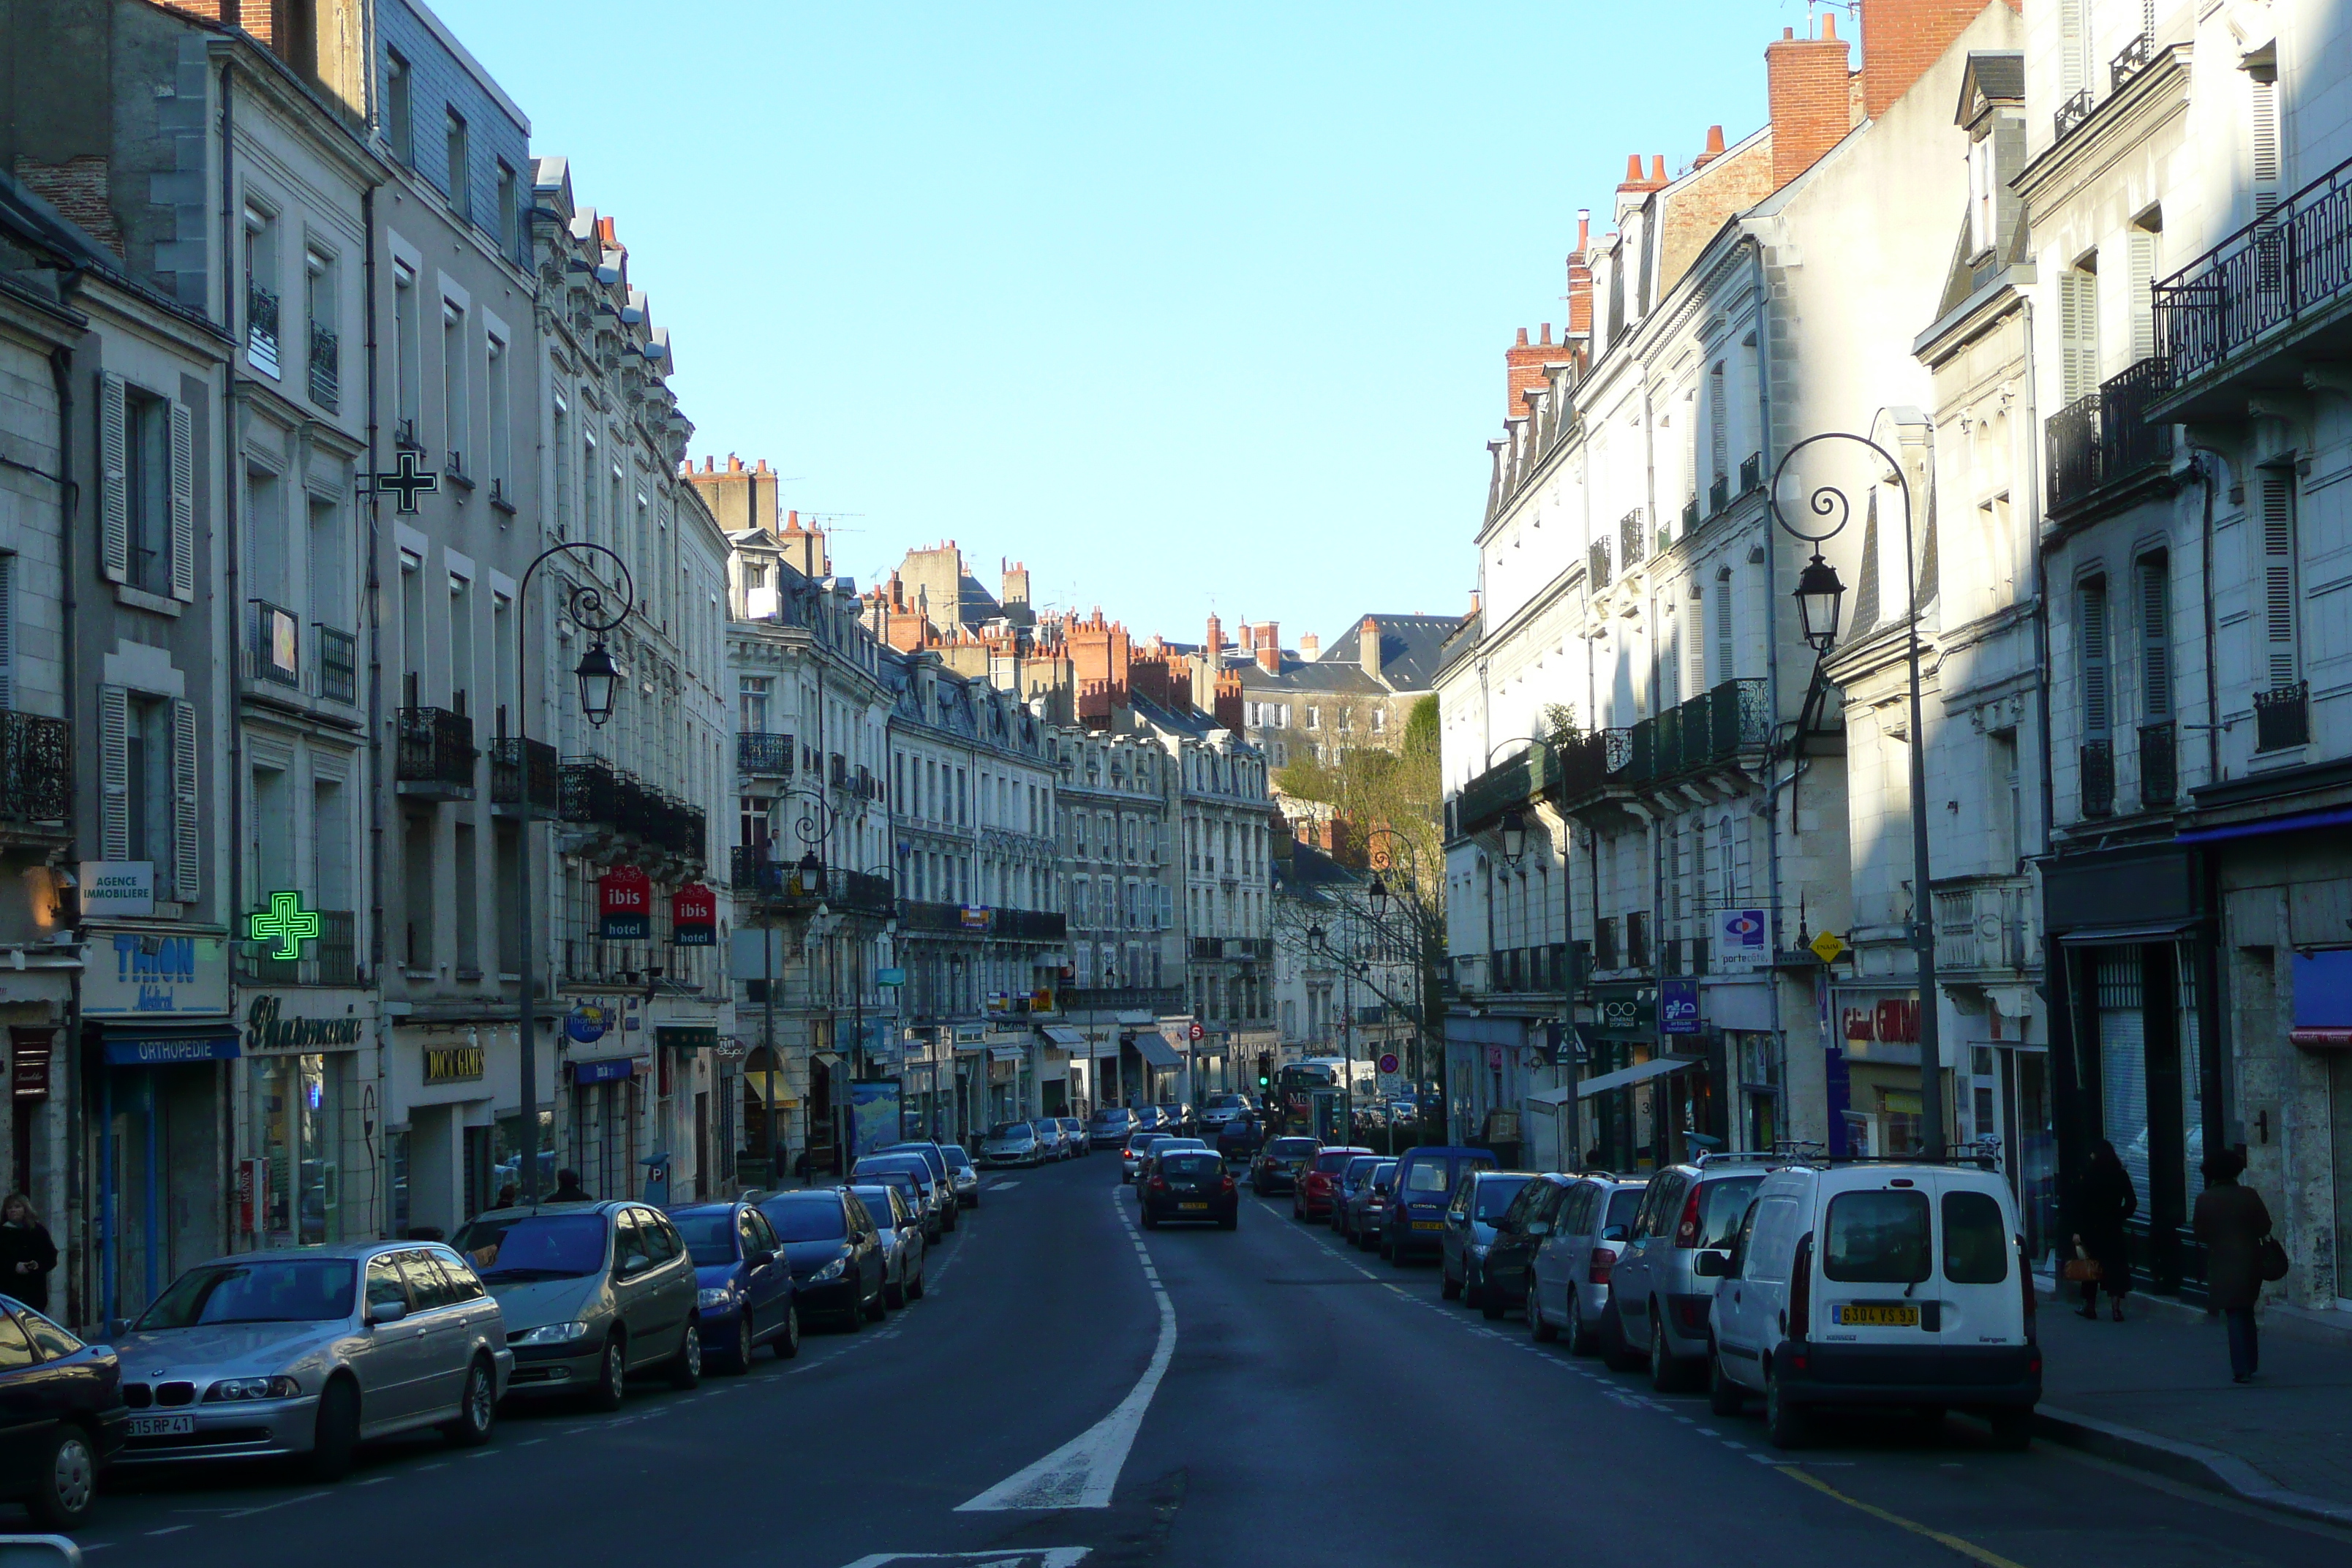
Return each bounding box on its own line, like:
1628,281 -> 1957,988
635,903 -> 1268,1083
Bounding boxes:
1439,0 -> 2352,1309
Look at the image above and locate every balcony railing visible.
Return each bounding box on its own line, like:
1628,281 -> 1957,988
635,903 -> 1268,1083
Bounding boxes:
2155,151 -> 2352,393
1933,880 -> 2034,976
1708,472 -> 1730,516
246,599 -> 300,687
1619,508 -> 1646,568
0,712 -> 70,823
737,731 -> 794,775
1681,496 -> 1699,536
236,908 -> 359,987
247,282 -> 280,377
2054,88 -> 2094,141
2139,720 -> 2177,807
1057,985 -> 1186,1014
2045,356 -> 2174,515
395,706 -> 476,794
490,736 -> 559,814
1455,742 -> 1565,835
1587,537 -> 1612,589
2081,739 -> 2116,818
316,625 -> 357,705
2110,31 -> 2152,90
1738,452 -> 1763,493
2254,681 -> 2310,753
561,755 -> 623,826
308,321 -> 339,407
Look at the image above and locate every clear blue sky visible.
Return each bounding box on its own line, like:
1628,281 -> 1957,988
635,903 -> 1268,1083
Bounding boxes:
434,1 -> 1803,646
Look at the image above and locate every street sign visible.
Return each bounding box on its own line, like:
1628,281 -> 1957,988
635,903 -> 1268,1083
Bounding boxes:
1661,976 -> 1702,1034
1809,929 -> 1849,965
1188,1021 -> 1205,1041
1377,1052 -> 1400,1075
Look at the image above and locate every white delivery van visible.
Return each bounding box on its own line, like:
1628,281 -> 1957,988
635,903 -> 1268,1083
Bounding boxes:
1698,1160 -> 2039,1450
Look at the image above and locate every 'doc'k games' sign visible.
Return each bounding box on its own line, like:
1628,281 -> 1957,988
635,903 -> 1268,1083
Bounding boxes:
671,883 -> 717,946
599,866 -> 652,939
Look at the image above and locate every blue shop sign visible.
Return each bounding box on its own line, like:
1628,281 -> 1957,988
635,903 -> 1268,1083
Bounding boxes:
1660,977 -> 1702,1036
105,1033 -> 240,1066
573,1057 -> 638,1085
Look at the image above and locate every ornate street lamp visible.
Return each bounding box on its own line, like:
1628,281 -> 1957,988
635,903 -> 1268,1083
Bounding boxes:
1794,556 -> 1847,655
573,640 -> 620,725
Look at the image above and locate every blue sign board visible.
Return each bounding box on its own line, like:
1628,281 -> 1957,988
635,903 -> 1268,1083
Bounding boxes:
566,1004 -> 609,1044
1660,976 -> 1702,1036
573,1057 -> 637,1085
875,967 -> 905,987
104,1033 -> 240,1066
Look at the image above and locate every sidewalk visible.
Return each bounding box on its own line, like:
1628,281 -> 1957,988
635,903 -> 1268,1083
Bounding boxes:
2032,1280 -> 2352,1524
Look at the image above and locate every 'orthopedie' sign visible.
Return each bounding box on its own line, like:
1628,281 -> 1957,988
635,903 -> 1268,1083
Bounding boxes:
244,995 -> 364,1052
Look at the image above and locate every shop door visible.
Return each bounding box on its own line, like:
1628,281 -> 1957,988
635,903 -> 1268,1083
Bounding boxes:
2332,1054 -> 2352,1305
1999,1046 -> 2058,1267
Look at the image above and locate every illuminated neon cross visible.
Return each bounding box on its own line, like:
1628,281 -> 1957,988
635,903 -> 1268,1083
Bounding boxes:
249,890 -> 322,960
372,448 -> 440,513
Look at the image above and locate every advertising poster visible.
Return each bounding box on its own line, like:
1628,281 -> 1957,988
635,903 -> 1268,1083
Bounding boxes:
850,1078 -> 902,1161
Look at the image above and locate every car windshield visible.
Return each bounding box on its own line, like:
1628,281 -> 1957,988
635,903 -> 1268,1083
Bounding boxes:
1369,1163 -> 1397,1187
1605,1187 -> 1646,1229
1344,1158 -> 1378,1183
1311,1151 -> 1357,1174
453,1213 -> 608,1281
762,1196 -> 848,1243
942,1147 -> 973,1169
1474,1177 -> 1531,1221
1403,1160 -> 1455,1194
852,1190 -> 900,1228
1207,1094 -> 1245,1109
1270,1139 -> 1319,1158
1159,1154 -> 1223,1178
1694,1177 -> 1764,1249
1128,1135 -> 1163,1153
856,1158 -> 927,1186
138,1259 -> 355,1328
669,1212 -> 740,1267
988,1123 -> 1033,1140
1824,1189 -> 1933,1283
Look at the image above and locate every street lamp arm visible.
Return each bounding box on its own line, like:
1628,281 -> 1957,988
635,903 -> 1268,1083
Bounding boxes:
519,540 -> 637,641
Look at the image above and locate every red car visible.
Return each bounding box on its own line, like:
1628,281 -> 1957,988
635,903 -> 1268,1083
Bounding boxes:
1292,1146 -> 1372,1221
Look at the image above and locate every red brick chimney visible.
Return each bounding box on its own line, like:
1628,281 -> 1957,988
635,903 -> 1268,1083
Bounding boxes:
1358,617 -> 1382,681
1299,633 -> 1322,663
1566,211 -> 1594,341
1505,324 -> 1560,418
1861,0 -> 2003,121
1205,613 -> 1224,658
1768,15 -> 1854,192
1254,622 -> 1281,675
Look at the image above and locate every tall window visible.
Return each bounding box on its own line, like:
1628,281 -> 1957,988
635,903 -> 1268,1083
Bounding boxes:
440,301 -> 467,473
392,264 -> 419,442
2259,472 -> 2299,689
122,386 -> 176,595
2059,259 -> 2100,404
485,333 -> 509,498
2078,577 -> 2111,741
1715,572 -> 1736,680
444,110 -> 470,222
2137,554 -> 2172,721
739,676 -> 770,734
1708,361 -> 1728,485
2127,222 -> 2160,363
385,50 -> 412,164
304,246 -> 337,406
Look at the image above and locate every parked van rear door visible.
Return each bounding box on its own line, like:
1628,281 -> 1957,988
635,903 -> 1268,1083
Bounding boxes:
1815,1177 -> 1937,1347
1930,1173 -> 2023,1347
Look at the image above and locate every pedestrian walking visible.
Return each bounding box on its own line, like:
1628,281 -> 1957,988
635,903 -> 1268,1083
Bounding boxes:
548,1168 -> 594,1203
2069,1139 -> 2137,1320
2193,1147 -> 2275,1384
0,1194 -> 59,1313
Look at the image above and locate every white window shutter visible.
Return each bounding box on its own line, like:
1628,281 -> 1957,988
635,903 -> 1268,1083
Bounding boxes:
2261,473 -> 2298,688
168,400 -> 195,601
99,685 -> 129,859
172,698 -> 200,902
2128,234 -> 2157,363
1715,581 -> 1736,682
99,373 -> 128,581
1685,591 -> 1706,695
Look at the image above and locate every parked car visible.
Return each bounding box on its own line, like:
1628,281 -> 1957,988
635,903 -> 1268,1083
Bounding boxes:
980,1122 -> 1042,1169
1528,1175 -> 1648,1356
1198,1091 -> 1251,1131
453,1203 -> 698,1409
1087,1107 -> 1138,1150
755,1188 -> 887,1330
1704,1159 -> 2040,1450
1130,1104 -> 1168,1134
1608,1155 -> 1774,1390
1138,1150 -> 1240,1229
117,1243 -> 510,1482
1293,1146 -> 1371,1222
880,1141 -> 960,1218
1058,1117 -> 1088,1157
1476,1173 -> 1578,1319
1250,1136 -> 1320,1195
852,1153 -> 949,1237
1030,1120 -> 1070,1161
1381,1146 -> 1499,1263
941,1144 -> 981,1207
851,1184 -> 927,1308
1341,1159 -> 1399,1249
1439,1171 -> 1533,1305
0,1295 -> 121,1527
665,1200 -> 801,1371
1121,1131 -> 1174,1183
1330,1156 -> 1384,1239
1154,1102 -> 1192,1134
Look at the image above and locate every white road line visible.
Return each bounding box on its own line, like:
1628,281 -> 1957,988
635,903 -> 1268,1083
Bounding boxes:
146,1526 -> 190,1537
954,1196 -> 1175,1512
839,1550 -> 1092,1567
221,1490 -> 331,1520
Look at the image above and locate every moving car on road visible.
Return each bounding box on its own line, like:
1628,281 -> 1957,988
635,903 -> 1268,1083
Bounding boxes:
118,1242 -> 511,1480
1121,1131 -> 1173,1183
980,1122 -> 1042,1169
1198,1092 -> 1251,1131
1528,1175 -> 1648,1356
1088,1107 -> 1138,1150
1216,1115 -> 1263,1162
1138,1150 -> 1240,1229
454,1203 -> 700,1409
1381,1146 -> 1499,1264
1341,1159 -> 1398,1249
851,1184 -> 927,1308
1608,1156 -> 1771,1390
756,1189 -> 888,1330
1439,1171 -> 1532,1305
666,1200 -> 801,1371
1293,1146 -> 1371,1222
1250,1136 -> 1319,1195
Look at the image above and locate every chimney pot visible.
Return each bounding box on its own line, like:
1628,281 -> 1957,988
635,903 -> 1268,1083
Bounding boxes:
1539,322 -> 1553,344
1624,153 -> 1645,181
1820,12 -> 1836,38
1515,326 -> 1529,345
1705,124 -> 1726,154
1651,154 -> 1667,182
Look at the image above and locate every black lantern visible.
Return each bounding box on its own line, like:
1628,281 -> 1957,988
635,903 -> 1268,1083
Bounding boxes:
1795,554 -> 1846,654
575,639 -> 620,727
1498,810 -> 1527,864
1368,873 -> 1390,919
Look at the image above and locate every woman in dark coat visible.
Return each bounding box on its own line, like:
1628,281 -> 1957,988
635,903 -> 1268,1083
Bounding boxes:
2193,1147 -> 2274,1383
0,1194 -> 59,1313
2070,1139 -> 2137,1320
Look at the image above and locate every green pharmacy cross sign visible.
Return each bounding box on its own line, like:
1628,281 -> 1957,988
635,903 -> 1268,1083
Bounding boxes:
249,890 -> 322,960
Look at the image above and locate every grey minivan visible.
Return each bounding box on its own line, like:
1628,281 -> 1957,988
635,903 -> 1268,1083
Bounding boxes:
1606,1156 -> 1773,1390
452,1201 -> 701,1409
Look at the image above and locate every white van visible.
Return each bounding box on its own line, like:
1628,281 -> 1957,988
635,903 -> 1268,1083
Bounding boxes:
1697,1161 -> 2039,1450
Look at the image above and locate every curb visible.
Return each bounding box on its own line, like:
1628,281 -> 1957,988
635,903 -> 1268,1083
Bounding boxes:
2033,1403 -> 2352,1528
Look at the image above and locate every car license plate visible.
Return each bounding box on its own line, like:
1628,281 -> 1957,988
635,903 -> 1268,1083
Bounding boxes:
1412,1220 -> 1444,1231
1836,1303 -> 1921,1328
128,1414 -> 195,1437
1179,1202 -> 1208,1211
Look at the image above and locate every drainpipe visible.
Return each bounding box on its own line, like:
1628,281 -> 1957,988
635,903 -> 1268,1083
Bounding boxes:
45,342 -> 85,1324
362,184 -> 390,1235
1752,236 -> 1792,1142
214,43 -> 244,1282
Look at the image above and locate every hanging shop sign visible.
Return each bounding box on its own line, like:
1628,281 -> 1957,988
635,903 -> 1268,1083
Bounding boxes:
83,932 -> 228,1019
875,967 -> 906,987
566,1002 -> 611,1044
244,994 -> 364,1052
423,1043 -> 485,1083
573,1056 -> 640,1085
1660,976 -> 1703,1036
1588,984 -> 1656,1039
246,890 -> 323,960
671,884 -> 717,946
599,867 -> 652,940
960,906 -> 995,931
1716,910 -> 1768,973
8,1029 -> 51,1102
656,1025 -> 720,1050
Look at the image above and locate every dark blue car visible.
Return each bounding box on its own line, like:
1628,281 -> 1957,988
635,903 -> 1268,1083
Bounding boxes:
665,1202 -> 801,1371
1381,1145 -> 1499,1263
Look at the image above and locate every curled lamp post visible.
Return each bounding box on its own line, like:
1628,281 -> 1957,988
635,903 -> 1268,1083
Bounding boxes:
1769,431 -> 1942,1161
514,543 -> 634,1205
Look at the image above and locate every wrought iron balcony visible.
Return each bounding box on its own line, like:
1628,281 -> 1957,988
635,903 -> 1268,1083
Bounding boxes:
490,736 -> 559,815
1681,496 -> 1699,536
394,706 -> 477,796
315,625 -> 357,705
2080,739 -> 2116,818
246,282 -> 281,377
737,731 -> 794,775
308,320 -> 339,407
1619,508 -> 1647,568
2138,720 -> 2177,807
2054,88 -> 2094,141
1708,472 -> 1730,516
237,908 -> 360,987
1738,452 -> 1763,493
2111,31 -> 2152,90
245,599 -> 300,688
560,755 -> 622,825
1587,537 -> 1612,589
0,712 -> 70,824
2254,681 -> 2310,753
2045,356 -> 2174,517
1454,742 -> 1565,836
1058,985 -> 1186,1014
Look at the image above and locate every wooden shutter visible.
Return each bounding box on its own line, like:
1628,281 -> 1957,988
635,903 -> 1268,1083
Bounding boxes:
2128,233 -> 2157,363
99,685 -> 129,859
2059,0 -> 2086,96
172,698 -> 200,902
2252,80 -> 2280,206
1715,579 -> 1736,681
2138,558 -> 2171,720
168,399 -> 195,601
99,372 -> 128,581
2059,270 -> 2099,405
1708,363 -> 1728,481
1685,589 -> 1706,694
2261,472 -> 2298,688
2079,581 -> 2111,738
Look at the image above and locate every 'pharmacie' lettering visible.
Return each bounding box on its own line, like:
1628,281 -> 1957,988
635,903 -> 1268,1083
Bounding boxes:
244,994 -> 363,1052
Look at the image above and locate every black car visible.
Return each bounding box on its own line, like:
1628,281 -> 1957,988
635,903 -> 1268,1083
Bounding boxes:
0,1294 -> 124,1528
1216,1115 -> 1263,1161
755,1189 -> 886,1329
1139,1151 -> 1239,1229
1250,1136 -> 1321,1194
1476,1172 -> 1577,1319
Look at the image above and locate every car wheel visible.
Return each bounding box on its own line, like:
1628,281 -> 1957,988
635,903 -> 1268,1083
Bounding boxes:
1464,1266 -> 1485,1310
589,1335 -> 627,1409
667,1320 -> 704,1390
886,1273 -> 907,1309
1141,1208 -> 1158,1229
1480,1270 -> 1507,1319
1986,1408 -> 2033,1452
1764,1362 -> 1809,1450
1441,1262 -> 1461,1300
1708,1346 -> 1744,1416
774,1303 -> 802,1359
25,1423 -> 97,1529
443,1355 -> 498,1444
837,1295 -> 863,1333
1530,1280 -> 1558,1343
725,1317 -> 754,1373
909,1266 -> 926,1301
1649,1314 -> 1684,1392
306,1376 -> 362,1480
1605,1308 -> 1646,1372
1566,1292 -> 1594,1356
862,1281 -> 887,1323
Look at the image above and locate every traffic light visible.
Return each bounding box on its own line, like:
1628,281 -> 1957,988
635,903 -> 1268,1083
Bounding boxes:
1256,1050 -> 1272,1088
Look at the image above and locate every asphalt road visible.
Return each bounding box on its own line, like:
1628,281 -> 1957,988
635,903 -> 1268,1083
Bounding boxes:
59,1153 -> 2352,1568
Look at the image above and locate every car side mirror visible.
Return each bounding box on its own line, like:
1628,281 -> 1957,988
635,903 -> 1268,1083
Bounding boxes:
748,1249 -> 774,1270
1526,1220 -> 1551,1237
369,1300 -> 408,1326
619,1253 -> 650,1276
1692,1248 -> 1731,1278
1601,1224 -> 1629,1243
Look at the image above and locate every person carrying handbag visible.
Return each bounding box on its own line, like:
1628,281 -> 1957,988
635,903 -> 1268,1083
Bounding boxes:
2193,1147 -> 2279,1384
2068,1139 -> 2137,1320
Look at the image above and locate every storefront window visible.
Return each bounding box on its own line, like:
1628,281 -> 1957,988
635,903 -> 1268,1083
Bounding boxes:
255,1054 -> 348,1246
2095,953 -> 2149,1202
491,1111 -> 554,1207
2176,947 -> 2204,1216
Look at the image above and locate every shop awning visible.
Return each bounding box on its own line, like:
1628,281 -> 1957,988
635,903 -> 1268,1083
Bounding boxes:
1576,1055 -> 1704,1098
1133,1033 -> 1183,1068
1036,1026 -> 1086,1048
2177,804 -> 2352,845
813,1052 -> 845,1068
1526,1085 -> 1577,1107
573,1056 -> 643,1085
2056,920 -> 2200,946
987,1044 -> 1026,1063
